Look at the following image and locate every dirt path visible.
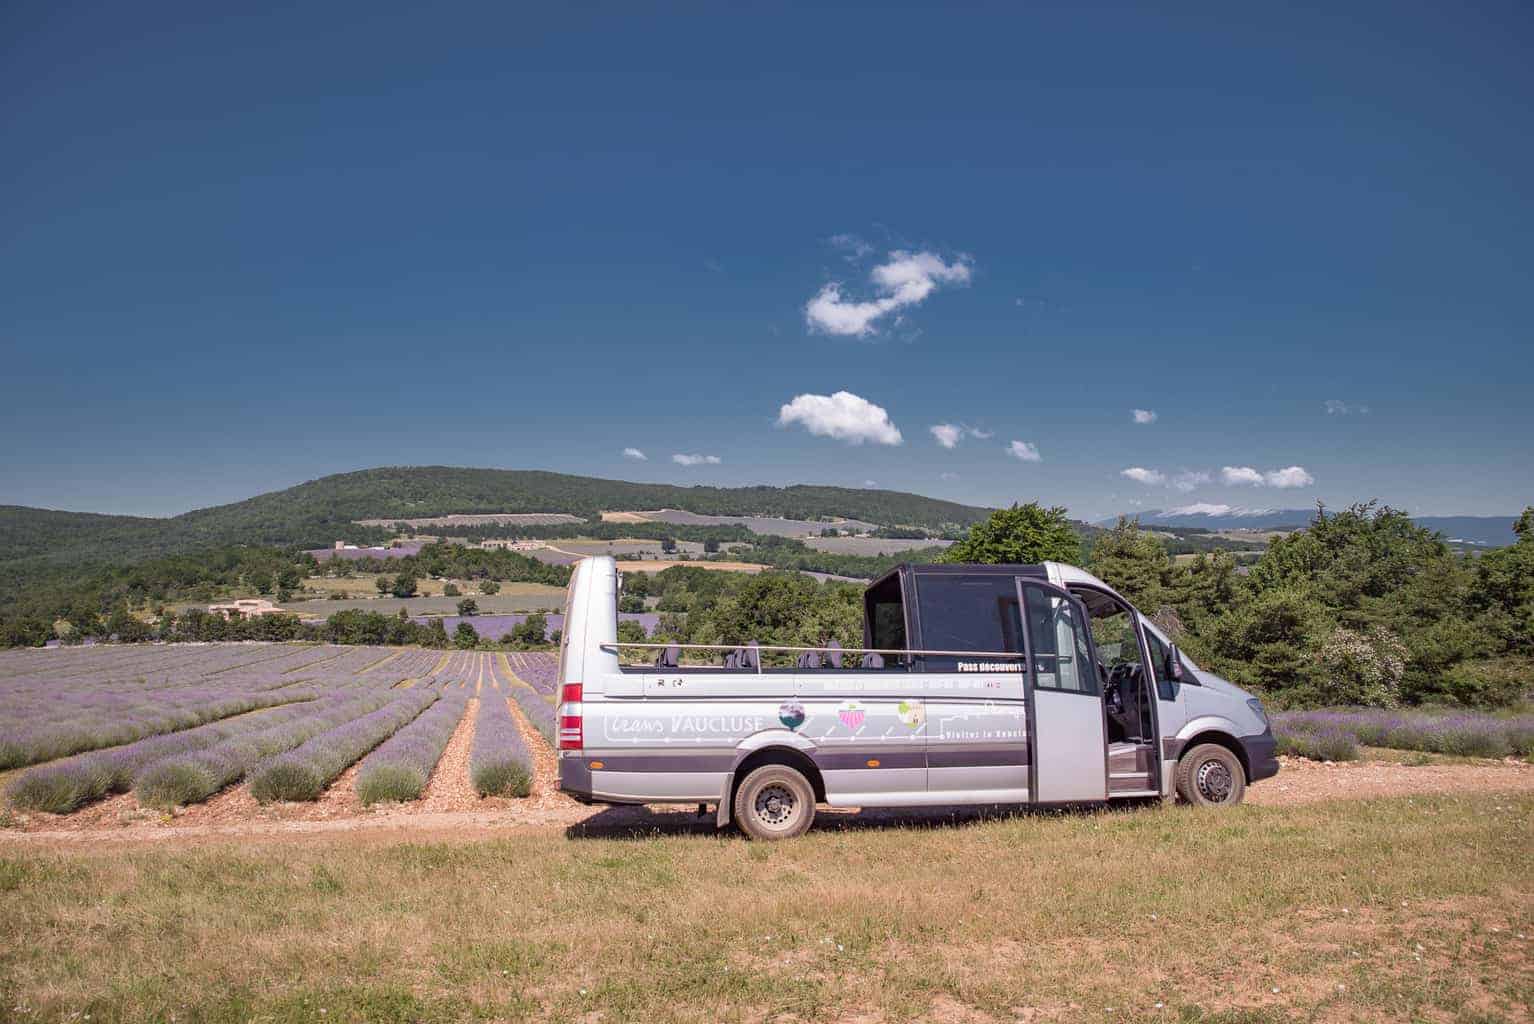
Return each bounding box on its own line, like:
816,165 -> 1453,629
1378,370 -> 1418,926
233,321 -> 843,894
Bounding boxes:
1245,754 -> 1534,806
417,697 -> 480,812
6,751 -> 1530,847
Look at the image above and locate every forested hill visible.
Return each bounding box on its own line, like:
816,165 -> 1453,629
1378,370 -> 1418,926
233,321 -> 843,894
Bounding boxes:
0,467 -> 994,601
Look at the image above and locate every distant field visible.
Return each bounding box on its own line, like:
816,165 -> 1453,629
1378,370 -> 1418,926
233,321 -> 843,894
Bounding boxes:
296,577 -> 556,599
802,535 -> 953,555
281,588 -> 565,616
602,509 -> 880,537
613,559 -> 765,574
354,512 -> 584,528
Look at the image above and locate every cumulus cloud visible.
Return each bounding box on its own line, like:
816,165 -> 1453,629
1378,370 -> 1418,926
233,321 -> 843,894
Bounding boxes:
1007,440 -> 1042,462
1324,400 -> 1370,415
1222,465 -> 1314,488
621,447 -> 647,461
1132,409 -> 1158,424
929,422 -> 991,449
672,453 -> 722,466
778,391 -> 903,445
805,250 -> 973,336
939,471 -> 959,481
1121,467 -> 1166,486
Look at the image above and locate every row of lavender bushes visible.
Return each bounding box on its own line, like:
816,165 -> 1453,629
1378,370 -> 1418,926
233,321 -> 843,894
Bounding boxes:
469,697 -> 533,797
354,692 -> 470,805
1272,709 -> 1534,762
7,692 -> 329,813
249,690 -> 438,802
508,686 -> 557,746
0,683 -> 318,771
135,690 -> 404,809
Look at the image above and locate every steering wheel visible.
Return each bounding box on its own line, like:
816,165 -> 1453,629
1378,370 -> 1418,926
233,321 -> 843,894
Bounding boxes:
1104,665 -> 1128,714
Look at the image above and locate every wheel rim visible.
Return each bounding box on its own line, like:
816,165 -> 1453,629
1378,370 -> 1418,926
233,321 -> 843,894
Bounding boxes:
1196,758 -> 1234,802
754,783 -> 799,830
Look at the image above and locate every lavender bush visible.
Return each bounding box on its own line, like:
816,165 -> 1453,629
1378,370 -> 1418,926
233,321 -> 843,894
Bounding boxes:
249,691 -> 438,803
354,693 -> 470,805
509,687 -> 557,746
1272,708 -> 1534,761
469,697 -> 532,797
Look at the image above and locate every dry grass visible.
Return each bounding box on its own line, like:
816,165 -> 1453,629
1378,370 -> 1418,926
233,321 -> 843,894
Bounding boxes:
1,792 -> 1529,1022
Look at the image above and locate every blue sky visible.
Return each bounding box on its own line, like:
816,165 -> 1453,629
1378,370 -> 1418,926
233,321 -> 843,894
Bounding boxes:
2,1 -> 1530,520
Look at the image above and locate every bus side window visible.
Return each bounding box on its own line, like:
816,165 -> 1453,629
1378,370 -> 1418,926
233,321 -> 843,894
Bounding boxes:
1022,585 -> 1096,695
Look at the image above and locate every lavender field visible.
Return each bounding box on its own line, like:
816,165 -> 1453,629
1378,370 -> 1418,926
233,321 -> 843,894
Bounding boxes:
1,646 -> 554,819
1272,708 -> 1534,762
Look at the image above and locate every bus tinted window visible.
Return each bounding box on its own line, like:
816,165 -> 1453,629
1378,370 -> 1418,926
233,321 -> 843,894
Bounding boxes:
914,575 -> 1023,669
1023,584 -> 1096,694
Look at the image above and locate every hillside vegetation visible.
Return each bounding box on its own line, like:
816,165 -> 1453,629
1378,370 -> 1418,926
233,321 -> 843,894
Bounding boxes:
0,467 -> 994,606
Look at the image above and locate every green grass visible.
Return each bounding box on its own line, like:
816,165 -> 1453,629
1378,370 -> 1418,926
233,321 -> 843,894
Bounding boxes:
0,793 -> 1530,1022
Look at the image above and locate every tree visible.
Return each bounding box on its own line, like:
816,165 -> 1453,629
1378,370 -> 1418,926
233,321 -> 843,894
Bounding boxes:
375,576 -> 392,595
456,597 -> 478,617
512,612 -> 548,645
454,621 -> 480,649
443,583 -> 461,597
425,617 -> 450,648
703,539 -> 721,554
942,503 -> 1081,566
660,537 -> 678,554
245,569 -> 274,596
391,574 -> 419,599
479,580 -> 500,595
618,593 -> 646,613
1087,517 -> 1170,610
616,619 -> 649,645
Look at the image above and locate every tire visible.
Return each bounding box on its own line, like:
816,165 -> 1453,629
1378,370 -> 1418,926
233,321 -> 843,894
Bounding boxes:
732,764 -> 816,840
1176,742 -> 1247,807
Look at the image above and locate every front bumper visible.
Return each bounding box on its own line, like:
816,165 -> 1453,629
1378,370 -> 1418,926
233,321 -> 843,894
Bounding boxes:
1241,727 -> 1280,783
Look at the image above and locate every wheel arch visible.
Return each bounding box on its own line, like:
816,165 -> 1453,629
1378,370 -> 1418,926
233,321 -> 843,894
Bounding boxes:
1178,729 -> 1251,782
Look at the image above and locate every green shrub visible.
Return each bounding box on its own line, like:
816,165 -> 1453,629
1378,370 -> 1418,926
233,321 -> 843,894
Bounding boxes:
248,761 -> 326,802
471,760 -> 531,798
355,764 -> 426,806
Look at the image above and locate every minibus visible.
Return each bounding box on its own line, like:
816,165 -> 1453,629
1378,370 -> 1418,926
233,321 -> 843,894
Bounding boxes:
555,556 -> 1277,839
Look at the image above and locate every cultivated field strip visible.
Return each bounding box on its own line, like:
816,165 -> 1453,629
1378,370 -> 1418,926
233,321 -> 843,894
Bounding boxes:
504,651 -> 557,694
2,646 -> 555,819
355,691 -> 471,805
495,655 -> 557,744
469,690 -> 534,796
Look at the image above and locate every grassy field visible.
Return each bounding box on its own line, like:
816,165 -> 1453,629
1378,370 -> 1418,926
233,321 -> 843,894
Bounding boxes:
279,587 -> 566,617
2,793 -> 1529,1023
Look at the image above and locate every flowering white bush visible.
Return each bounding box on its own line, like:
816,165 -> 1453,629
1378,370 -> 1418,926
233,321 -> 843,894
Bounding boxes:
1315,625 -> 1407,707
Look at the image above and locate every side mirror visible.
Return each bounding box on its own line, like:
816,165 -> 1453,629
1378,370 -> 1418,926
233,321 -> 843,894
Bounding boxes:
1167,645 -> 1185,682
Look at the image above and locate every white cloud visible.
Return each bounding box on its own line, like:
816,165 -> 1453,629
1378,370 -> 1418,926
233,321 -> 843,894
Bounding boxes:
1172,470 -> 1211,492
863,479 -> 878,488
1220,466 -> 1266,486
1222,465 -> 1315,488
1121,467 -> 1166,486
1324,400 -> 1370,415
778,391 -> 903,445
621,447 -> 647,461
805,250 -> 972,337
1132,409 -> 1158,424
929,422 -> 991,449
1265,465 -> 1315,488
939,471 -> 959,481
930,423 -> 962,449
671,453 -> 721,466
1167,502 -> 1237,516
1007,440 -> 1042,463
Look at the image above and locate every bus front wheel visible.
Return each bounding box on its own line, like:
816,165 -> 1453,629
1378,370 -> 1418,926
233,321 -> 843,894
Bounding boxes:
1176,743 -> 1247,807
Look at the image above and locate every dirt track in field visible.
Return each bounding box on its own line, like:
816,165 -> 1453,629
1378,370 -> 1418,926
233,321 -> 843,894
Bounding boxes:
4,749 -> 1531,846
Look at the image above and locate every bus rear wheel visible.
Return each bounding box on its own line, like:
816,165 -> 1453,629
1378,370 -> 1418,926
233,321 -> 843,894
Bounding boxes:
733,764 -> 816,840
1176,743 -> 1247,807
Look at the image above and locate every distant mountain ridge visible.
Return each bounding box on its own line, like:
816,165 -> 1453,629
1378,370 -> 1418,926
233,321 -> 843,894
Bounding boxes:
0,467 -> 997,601
1095,506 -> 1520,547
